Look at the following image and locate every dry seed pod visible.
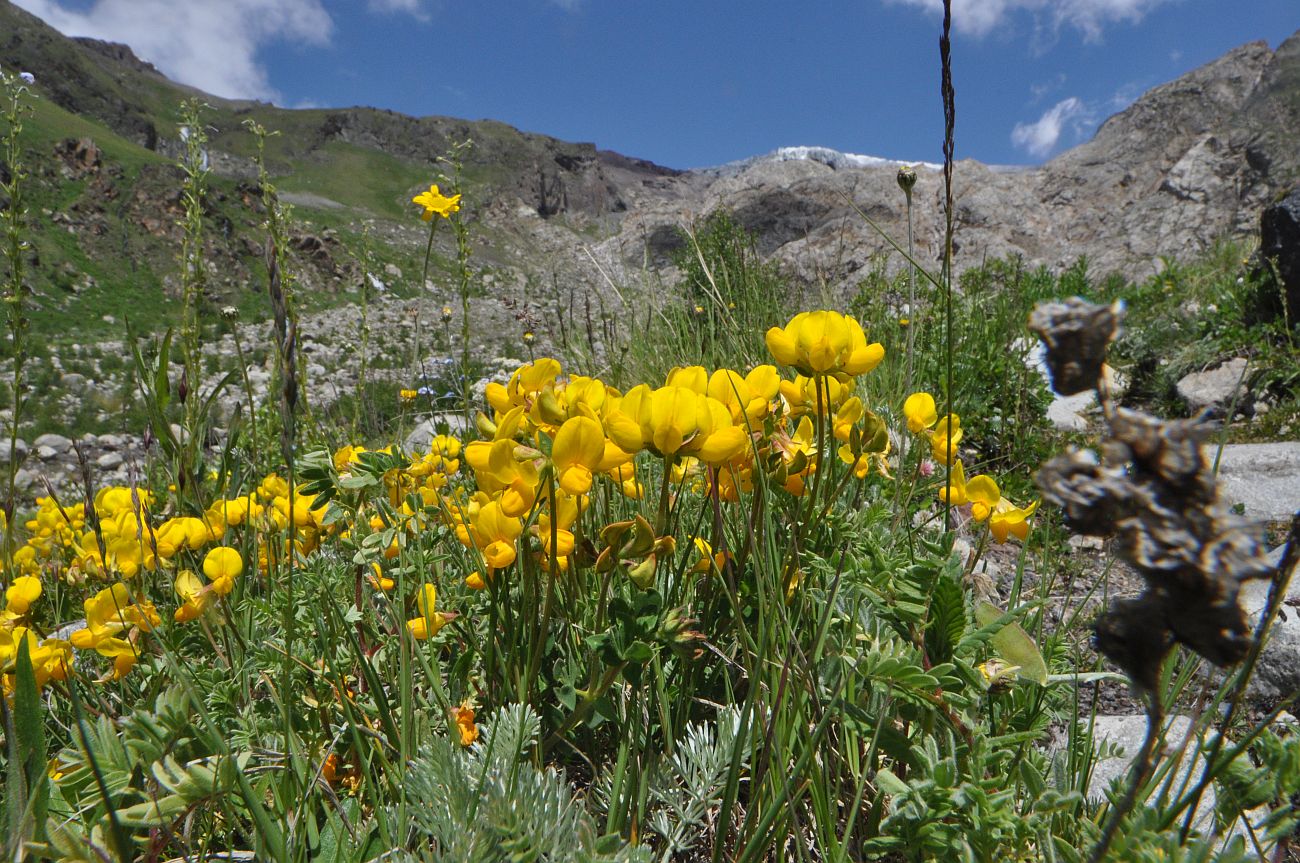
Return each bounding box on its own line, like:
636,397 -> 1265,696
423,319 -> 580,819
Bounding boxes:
1028,298 -> 1123,396
1031,296 -> 1272,690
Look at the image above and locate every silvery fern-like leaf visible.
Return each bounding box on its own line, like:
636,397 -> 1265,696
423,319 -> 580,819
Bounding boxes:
641,709 -> 747,861
399,704 -> 648,863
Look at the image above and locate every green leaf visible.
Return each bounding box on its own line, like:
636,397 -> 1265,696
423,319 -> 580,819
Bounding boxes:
154,327 -> 174,412
623,640 -> 654,665
925,573 -> 967,665
974,600 -> 1048,686
5,634 -> 49,848
875,768 -> 911,797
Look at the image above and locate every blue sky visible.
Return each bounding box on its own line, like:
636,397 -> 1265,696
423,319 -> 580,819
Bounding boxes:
13,0 -> 1300,169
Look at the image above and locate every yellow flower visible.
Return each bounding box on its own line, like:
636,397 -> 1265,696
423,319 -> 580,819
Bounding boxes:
706,366 -> 780,423
3,575 -> 42,620
400,388 -> 418,402
966,474 -> 1001,522
551,415 -> 607,496
938,459 -> 968,506
69,583 -> 161,679
765,310 -> 884,378
451,703 -> 479,746
203,547 -> 244,596
929,414 -> 962,465
173,570 -> 211,623
412,184 -> 461,221
689,537 -> 728,574
155,516 -> 222,558
0,627 -> 72,691
460,500 -> 523,571
407,582 -> 454,640
990,499 -> 1039,544
903,392 -> 938,434
367,562 -> 395,592
605,385 -> 748,464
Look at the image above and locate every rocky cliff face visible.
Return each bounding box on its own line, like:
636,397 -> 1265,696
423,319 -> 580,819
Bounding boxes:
583,32 -> 1300,296
3,0 -> 1298,306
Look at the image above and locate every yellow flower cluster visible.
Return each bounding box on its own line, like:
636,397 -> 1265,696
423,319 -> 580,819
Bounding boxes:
903,392 -> 1038,543
1,310 -> 925,700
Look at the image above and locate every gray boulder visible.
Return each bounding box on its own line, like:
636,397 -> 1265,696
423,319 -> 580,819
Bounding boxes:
0,438 -> 29,463
1176,358 -> 1249,412
1214,441 -> 1300,523
33,433 -> 74,454
404,415 -> 473,454
1238,545 -> 1298,702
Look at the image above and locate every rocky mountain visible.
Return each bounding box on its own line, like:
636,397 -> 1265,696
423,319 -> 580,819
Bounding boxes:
2,0 -> 1299,338
588,33 -> 1300,295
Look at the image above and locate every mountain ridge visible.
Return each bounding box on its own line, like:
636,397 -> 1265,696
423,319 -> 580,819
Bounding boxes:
2,0 -> 1299,337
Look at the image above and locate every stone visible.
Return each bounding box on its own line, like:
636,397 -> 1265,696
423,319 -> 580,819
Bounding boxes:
1080,714 -> 1272,847
96,452 -> 123,470
33,433 -> 73,454
404,414 -> 473,453
0,438 -> 29,462
1237,545 -> 1295,702
1213,442 -> 1300,524
61,372 -> 87,388
36,445 -> 59,461
97,434 -> 123,450
1175,358 -> 1249,412
1255,185 -> 1300,326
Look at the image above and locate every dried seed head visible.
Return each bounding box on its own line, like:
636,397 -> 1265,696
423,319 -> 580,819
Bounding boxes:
1028,298 -> 1123,396
1092,598 -> 1174,692
1036,401 -> 1274,688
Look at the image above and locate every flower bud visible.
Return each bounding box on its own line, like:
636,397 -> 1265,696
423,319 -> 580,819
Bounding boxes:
896,166 -> 917,194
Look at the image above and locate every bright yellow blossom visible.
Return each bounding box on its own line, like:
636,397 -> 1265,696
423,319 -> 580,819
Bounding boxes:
963,475 -> 999,521
412,184 -> 461,221
202,547 -> 243,595
407,583 -> 454,640
990,499 -> 1039,544
3,575 -> 42,621
903,392 -> 938,434
551,415 -> 607,496
451,703 -> 479,746
765,310 -> 884,378
605,385 -> 748,464
930,414 -> 962,465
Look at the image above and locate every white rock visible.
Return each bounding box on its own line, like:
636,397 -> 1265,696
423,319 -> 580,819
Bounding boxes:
1213,442 -> 1300,523
33,433 -> 73,453
1176,358 -> 1249,411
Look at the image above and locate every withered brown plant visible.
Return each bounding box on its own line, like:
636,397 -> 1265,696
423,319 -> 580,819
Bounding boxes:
1030,297 -> 1279,862
1031,297 -> 1273,689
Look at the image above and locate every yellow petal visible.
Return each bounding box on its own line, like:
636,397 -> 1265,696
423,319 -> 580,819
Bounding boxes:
903,392 -> 937,433
694,426 -> 748,464
765,326 -> 800,367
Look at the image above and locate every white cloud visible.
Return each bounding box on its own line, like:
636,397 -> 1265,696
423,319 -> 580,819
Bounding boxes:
12,0 -> 332,101
886,0 -> 1175,41
368,0 -> 432,21
1011,96 -> 1091,157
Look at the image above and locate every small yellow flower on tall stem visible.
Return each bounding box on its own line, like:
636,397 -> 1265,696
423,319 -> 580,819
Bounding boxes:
412,184 -> 461,221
